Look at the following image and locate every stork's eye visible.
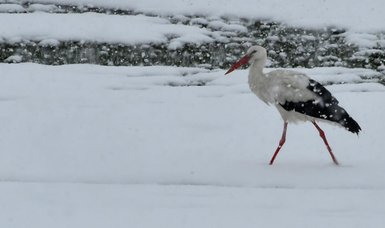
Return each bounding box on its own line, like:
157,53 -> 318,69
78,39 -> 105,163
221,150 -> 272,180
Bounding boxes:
250,50 -> 257,55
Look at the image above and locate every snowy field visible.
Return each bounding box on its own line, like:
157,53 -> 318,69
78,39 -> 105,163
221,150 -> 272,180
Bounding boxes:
0,63 -> 385,227
1,0 -> 385,227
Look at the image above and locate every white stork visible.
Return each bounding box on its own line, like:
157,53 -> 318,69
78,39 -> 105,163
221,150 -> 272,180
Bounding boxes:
225,45 -> 361,165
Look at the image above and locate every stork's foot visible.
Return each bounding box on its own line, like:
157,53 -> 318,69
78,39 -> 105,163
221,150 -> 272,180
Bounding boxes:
331,155 -> 340,166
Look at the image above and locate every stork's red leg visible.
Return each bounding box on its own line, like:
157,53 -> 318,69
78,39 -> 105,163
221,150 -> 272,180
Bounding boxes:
312,121 -> 339,165
269,122 -> 288,165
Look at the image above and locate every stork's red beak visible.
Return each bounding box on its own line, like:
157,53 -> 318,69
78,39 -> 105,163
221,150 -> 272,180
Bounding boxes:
225,54 -> 251,75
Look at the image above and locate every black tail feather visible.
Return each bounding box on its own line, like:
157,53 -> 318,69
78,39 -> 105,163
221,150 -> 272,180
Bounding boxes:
340,116 -> 361,135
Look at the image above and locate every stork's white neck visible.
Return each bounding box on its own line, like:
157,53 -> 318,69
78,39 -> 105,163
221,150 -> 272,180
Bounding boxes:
248,59 -> 266,82
248,58 -> 270,104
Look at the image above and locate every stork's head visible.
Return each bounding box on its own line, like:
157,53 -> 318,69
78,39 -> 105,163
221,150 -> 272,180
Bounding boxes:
225,45 -> 267,75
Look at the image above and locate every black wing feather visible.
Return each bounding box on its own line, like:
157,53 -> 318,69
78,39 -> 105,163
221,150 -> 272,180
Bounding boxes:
280,79 -> 361,134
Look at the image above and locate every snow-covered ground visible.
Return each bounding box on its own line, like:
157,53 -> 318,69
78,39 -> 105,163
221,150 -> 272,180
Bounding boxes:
1,0 -> 385,226
0,63 -> 384,227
